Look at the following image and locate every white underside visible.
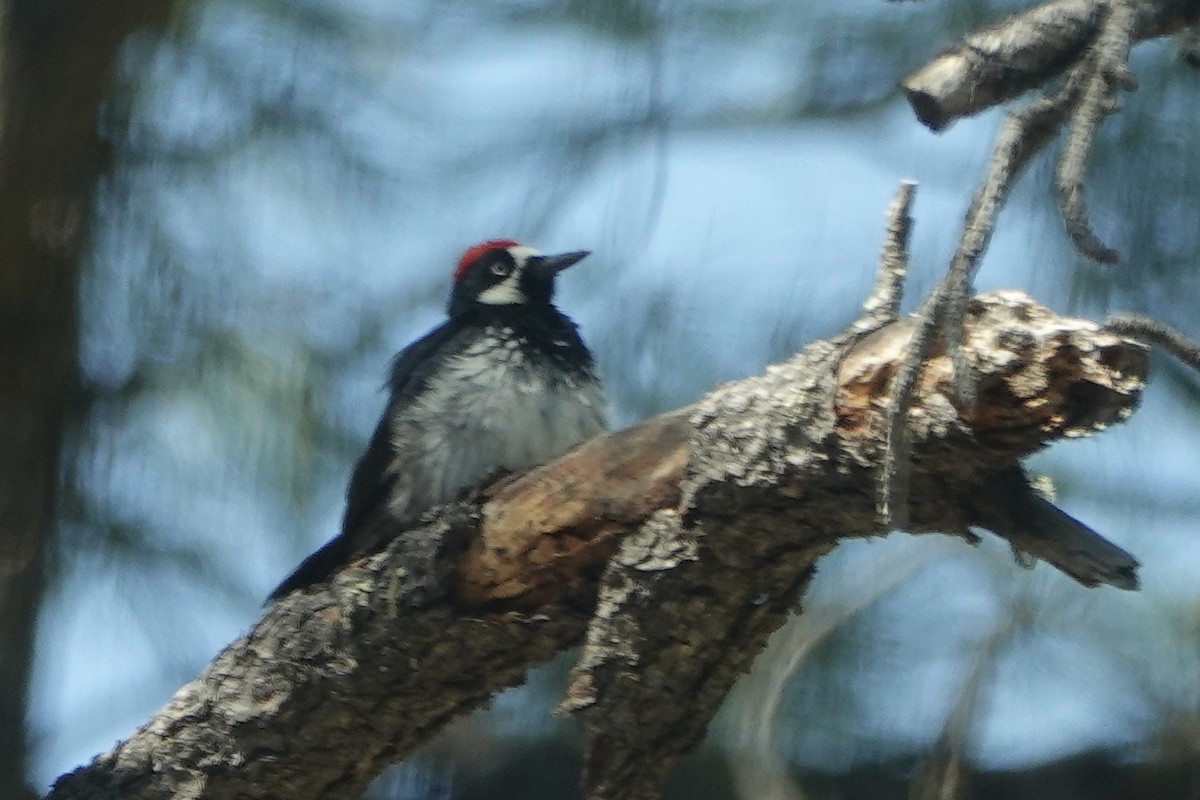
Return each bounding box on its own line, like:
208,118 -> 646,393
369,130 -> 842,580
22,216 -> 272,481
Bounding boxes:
385,329 -> 607,518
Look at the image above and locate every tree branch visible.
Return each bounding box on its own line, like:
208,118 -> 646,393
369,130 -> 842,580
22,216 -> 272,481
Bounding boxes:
902,0 -> 1199,132
1054,0 -> 1137,263
900,0 -> 1200,268
48,276 -> 1149,799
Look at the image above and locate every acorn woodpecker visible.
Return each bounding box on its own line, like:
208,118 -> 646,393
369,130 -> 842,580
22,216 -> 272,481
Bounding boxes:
268,240 -> 607,600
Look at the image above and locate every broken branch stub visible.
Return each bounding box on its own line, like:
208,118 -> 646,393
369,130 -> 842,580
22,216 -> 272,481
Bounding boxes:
838,290 -> 1145,588
838,290 -> 1147,458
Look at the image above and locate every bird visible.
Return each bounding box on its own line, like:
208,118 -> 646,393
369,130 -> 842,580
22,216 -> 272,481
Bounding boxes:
268,239 -> 608,600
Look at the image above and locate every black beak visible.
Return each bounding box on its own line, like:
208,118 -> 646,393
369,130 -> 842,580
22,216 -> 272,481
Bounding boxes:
528,250 -> 590,276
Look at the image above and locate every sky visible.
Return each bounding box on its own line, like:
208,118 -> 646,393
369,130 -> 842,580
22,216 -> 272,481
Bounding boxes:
30,0 -> 1200,793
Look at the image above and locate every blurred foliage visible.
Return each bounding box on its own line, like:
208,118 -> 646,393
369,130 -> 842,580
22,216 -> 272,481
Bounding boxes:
25,0 -> 1200,797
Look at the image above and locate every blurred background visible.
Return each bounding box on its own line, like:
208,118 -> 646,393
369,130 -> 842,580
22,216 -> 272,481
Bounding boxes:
4,0 -> 1200,798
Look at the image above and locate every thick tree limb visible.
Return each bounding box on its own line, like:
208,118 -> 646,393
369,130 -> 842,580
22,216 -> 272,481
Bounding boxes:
565,290 -> 1144,800
48,283 -> 1148,800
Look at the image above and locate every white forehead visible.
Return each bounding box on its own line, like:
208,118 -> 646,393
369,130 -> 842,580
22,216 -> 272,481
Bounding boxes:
507,245 -> 541,267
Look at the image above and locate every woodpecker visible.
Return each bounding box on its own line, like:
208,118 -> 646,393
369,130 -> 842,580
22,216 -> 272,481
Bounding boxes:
268,240 -> 607,600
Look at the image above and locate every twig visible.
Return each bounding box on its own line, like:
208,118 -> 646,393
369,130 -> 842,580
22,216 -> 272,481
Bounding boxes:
1055,0 -> 1138,264
1105,313 -> 1200,373
856,180 -> 916,334
904,0 -> 1200,264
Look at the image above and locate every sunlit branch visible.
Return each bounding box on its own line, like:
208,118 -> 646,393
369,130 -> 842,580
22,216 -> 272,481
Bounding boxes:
903,0 -> 1200,265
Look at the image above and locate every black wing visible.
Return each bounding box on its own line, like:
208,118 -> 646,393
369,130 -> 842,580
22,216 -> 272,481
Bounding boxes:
340,320 -> 463,538
267,320 -> 460,601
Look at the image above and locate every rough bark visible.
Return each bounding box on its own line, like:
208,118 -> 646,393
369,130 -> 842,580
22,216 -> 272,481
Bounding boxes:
47,288 -> 1147,800
0,3 -> 174,797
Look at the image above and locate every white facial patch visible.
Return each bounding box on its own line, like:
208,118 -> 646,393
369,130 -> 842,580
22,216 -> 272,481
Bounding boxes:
475,245 -> 541,306
506,245 -> 540,264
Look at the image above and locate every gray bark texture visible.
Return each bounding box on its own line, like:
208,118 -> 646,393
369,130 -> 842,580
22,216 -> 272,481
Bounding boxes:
47,286 -> 1148,800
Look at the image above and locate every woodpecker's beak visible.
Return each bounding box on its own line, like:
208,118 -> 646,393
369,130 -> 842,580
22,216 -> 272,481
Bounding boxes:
528,250 -> 590,276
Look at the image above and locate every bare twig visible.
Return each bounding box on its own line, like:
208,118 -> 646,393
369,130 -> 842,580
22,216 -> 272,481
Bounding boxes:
1055,0 -> 1138,263
1105,313 -> 1200,373
856,180 -> 917,334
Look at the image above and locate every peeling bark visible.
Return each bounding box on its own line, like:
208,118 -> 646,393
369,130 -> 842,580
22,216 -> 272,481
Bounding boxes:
48,288 -> 1148,800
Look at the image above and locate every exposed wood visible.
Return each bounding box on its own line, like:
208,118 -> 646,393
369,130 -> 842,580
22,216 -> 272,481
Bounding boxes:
457,409 -> 693,609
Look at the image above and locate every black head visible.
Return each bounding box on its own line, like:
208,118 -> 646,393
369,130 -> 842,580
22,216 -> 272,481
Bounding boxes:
448,239 -> 589,316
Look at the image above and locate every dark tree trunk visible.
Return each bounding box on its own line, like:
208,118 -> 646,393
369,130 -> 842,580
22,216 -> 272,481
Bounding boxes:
0,3 -> 174,796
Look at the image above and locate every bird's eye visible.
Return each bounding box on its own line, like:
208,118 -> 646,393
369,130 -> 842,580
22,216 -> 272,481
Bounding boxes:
490,261 -> 513,277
